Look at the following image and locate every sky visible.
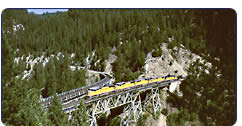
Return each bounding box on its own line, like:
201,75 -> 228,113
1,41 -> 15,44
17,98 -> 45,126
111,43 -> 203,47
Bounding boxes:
27,9 -> 68,14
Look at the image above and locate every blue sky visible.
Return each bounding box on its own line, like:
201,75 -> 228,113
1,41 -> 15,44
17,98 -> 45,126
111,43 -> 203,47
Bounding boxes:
27,9 -> 68,14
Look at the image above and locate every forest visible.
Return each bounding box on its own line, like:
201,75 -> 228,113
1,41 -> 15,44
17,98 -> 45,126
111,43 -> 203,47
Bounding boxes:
1,9 -> 236,125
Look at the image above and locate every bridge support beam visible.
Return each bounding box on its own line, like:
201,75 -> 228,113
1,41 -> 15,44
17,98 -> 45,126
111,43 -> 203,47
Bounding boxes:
152,87 -> 161,119
143,87 -> 161,119
87,91 -> 144,126
85,83 -> 169,125
86,92 -> 137,126
87,104 -> 98,126
120,93 -> 143,126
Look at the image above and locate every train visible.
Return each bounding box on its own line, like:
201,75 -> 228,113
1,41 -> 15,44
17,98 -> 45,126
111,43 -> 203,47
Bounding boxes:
87,75 -> 178,98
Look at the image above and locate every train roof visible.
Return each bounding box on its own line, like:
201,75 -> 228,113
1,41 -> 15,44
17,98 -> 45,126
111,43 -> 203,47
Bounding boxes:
165,75 -> 176,77
151,76 -> 165,79
113,75 -> 176,86
114,82 -> 125,86
88,86 -> 102,91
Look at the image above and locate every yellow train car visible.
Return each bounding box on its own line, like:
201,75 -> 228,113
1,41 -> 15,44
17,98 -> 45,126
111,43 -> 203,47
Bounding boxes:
88,86 -> 102,96
99,87 -> 109,92
135,80 -> 143,86
115,82 -> 126,90
150,78 -> 158,83
88,90 -> 100,96
152,77 -> 165,83
126,82 -> 135,89
135,78 -> 149,85
102,86 -> 115,93
165,75 -> 177,81
120,82 -> 129,89
121,82 -> 131,89
88,86 -> 115,96
96,86 -> 111,95
140,80 -> 146,85
158,77 -> 165,82
142,79 -> 150,85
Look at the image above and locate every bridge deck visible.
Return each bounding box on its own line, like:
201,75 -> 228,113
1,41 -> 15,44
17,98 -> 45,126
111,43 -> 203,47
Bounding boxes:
41,73 -> 112,107
62,80 -> 177,111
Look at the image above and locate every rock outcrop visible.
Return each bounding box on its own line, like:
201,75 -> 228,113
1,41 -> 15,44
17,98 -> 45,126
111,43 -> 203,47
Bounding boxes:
140,43 -> 207,126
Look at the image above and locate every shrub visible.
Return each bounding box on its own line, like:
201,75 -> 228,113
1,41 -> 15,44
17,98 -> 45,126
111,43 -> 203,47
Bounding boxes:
161,108 -> 168,116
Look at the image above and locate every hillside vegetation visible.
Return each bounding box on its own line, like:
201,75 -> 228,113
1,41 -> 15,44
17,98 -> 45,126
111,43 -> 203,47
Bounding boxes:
2,9 -> 236,126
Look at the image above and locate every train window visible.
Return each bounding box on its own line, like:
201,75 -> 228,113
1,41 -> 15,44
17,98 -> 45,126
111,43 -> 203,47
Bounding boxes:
88,89 -> 96,91
166,75 -> 175,77
89,85 -> 102,91
114,82 -> 124,86
114,82 -> 118,85
88,88 -> 98,91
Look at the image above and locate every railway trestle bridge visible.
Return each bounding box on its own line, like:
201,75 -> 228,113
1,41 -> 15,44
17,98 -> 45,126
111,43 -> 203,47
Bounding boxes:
64,80 -> 180,126
41,71 -> 182,126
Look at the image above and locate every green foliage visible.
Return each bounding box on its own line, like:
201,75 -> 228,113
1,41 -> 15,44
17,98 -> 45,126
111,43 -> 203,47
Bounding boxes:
137,116 -> 145,126
2,78 -> 52,125
152,48 -> 162,57
166,10 -> 236,126
48,95 -> 68,125
96,112 -> 121,126
16,88 -> 52,126
154,111 -> 161,120
2,9 -> 236,126
36,56 -> 87,98
161,108 -> 168,116
70,100 -> 89,126
109,116 -> 121,126
167,58 -> 236,125
136,113 -> 149,126
167,109 -> 203,126
112,41 -> 145,82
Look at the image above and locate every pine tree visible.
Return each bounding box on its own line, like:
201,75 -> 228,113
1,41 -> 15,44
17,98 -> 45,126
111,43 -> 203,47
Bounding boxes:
48,95 -> 68,125
17,88 -> 52,125
71,99 -> 89,126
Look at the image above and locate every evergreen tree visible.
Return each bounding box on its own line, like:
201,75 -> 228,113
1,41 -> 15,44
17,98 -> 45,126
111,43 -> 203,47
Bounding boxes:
71,99 -> 89,126
16,88 -> 51,125
48,95 -> 68,125
2,9 -> 236,126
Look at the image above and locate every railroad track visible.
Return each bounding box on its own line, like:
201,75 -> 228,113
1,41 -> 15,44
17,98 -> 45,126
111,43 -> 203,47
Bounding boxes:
41,72 -> 113,108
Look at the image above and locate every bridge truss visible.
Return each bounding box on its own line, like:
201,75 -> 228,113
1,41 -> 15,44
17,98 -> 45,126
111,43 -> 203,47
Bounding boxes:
86,86 -> 163,126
